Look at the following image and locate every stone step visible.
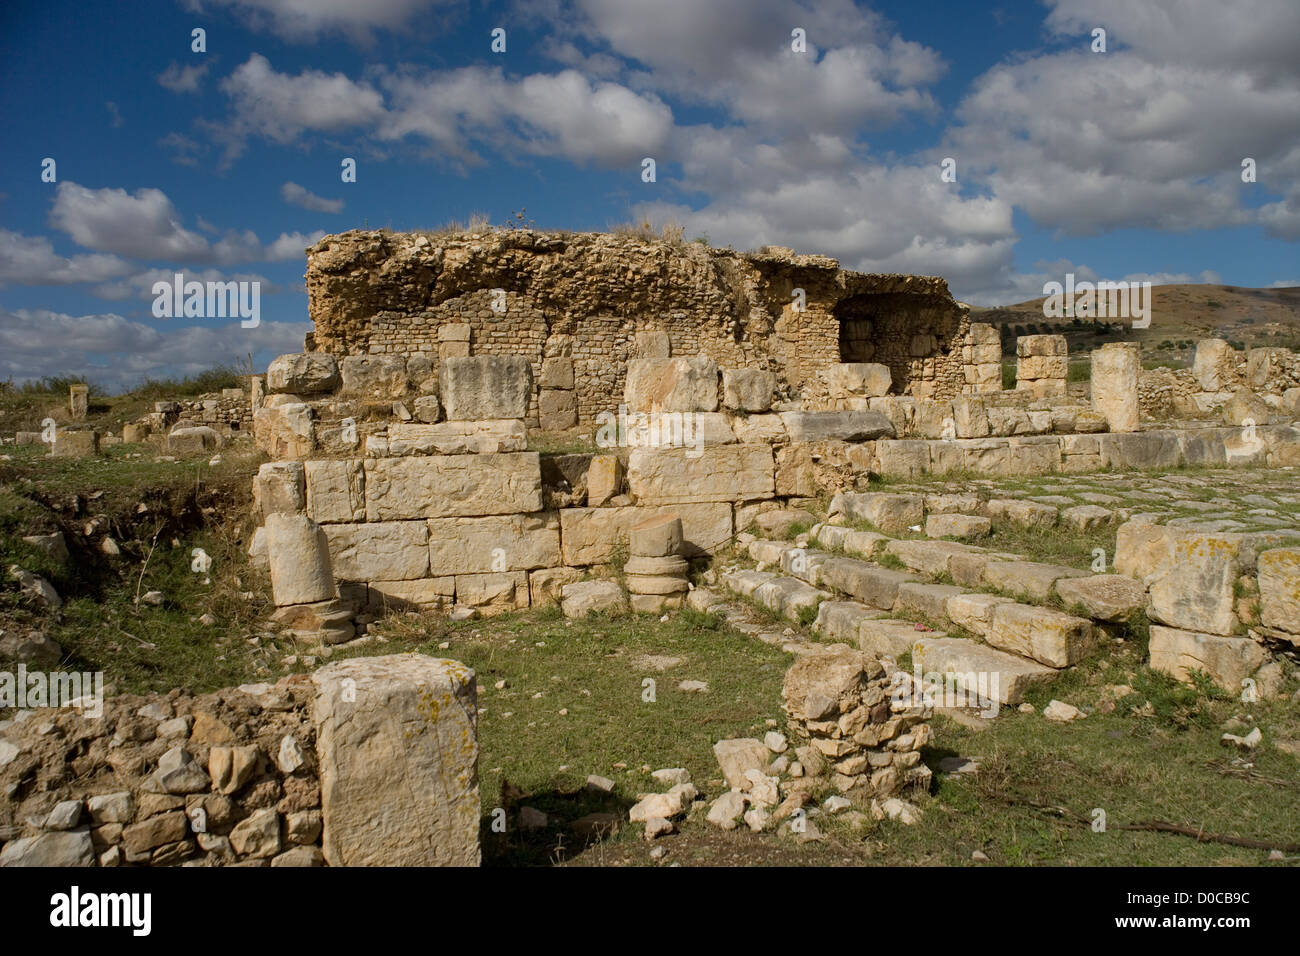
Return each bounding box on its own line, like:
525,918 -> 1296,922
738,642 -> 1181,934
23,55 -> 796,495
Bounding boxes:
779,547 -> 831,585
894,582 -> 968,622
752,576 -> 829,622
812,600 -> 887,644
817,556 -> 920,610
981,560 -> 1089,602
747,539 -> 788,565
719,568 -> 776,598
911,637 -> 1056,707
860,618 -> 941,659
985,602 -> 1097,668
810,524 -> 890,560
885,538 -> 986,577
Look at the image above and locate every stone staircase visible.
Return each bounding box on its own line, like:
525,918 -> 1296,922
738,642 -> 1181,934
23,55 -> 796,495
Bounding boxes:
709,504 -> 1150,710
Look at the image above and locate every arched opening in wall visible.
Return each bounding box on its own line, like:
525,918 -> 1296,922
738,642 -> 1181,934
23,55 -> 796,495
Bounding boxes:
833,292 -> 960,395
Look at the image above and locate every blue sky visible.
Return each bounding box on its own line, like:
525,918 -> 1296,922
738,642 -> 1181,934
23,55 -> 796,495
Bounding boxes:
0,0 -> 1297,389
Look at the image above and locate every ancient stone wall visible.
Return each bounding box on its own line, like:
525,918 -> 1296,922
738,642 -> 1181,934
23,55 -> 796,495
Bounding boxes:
304,230 -> 969,420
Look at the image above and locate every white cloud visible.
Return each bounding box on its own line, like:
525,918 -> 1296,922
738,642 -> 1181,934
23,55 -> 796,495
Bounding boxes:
0,307 -> 308,391
91,268 -> 281,302
48,182 -> 324,264
280,182 -> 344,213
185,0 -> 459,42
0,229 -> 132,286
157,61 -> 211,93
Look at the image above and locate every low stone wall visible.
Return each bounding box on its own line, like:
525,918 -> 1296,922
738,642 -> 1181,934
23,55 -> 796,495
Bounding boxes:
0,655 -> 479,867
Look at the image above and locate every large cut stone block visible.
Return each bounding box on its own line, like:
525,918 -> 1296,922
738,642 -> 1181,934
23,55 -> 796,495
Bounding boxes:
266,513 -> 338,606
819,363 -> 891,399
1256,548 -> 1300,635
387,421 -> 527,456
304,459 -> 364,523
828,492 -> 923,534
255,461 -> 306,518
986,603 -> 1095,668
1091,341 -> 1140,433
363,453 -> 542,520
323,521 -> 430,581
722,368 -> 776,412
559,502 -> 732,565
367,578 -> 454,611
1115,523 -> 1242,635
313,654 -> 479,866
779,411 -> 894,442
455,572 -> 529,614
267,353 -> 340,394
1148,626 -> 1266,692
440,355 -> 532,421
1193,339 -> 1240,392
253,403 -> 315,459
627,445 -> 774,504
51,429 -> 100,458
624,357 -> 719,412
427,513 -> 560,574
340,355 -> 408,398
818,557 -> 919,610
912,638 -> 1055,706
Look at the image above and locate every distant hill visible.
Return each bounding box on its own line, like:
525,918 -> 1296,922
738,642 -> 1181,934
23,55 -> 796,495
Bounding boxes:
969,284 -> 1300,366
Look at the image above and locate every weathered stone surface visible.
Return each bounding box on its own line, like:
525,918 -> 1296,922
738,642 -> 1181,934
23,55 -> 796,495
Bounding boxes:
1092,341 -> 1140,433
538,388 -> 578,430
256,461 -> 306,518
412,394 -> 442,423
367,578 -> 454,611
387,421 -> 527,456
253,402 -> 315,459
1116,524 -> 1243,635
624,357 -> 718,412
168,426 -> 221,455
586,455 -> 622,506
753,576 -> 828,620
341,355 -> 408,398
818,557 -> 919,610
313,654 -> 479,866
122,811 -> 189,855
895,582 -> 967,621
455,571 -> 529,613
925,514 -> 990,539
1148,625 -> 1267,692
1221,387 -> 1275,427
912,638 -> 1055,706
560,580 -> 627,618
559,503 -> 731,564
983,560 -> 1087,601
732,414 -> 788,444
265,514 -> 338,606
304,459 -> 364,523
1098,432 -> 1181,470
814,601 -> 887,643
828,492 -> 923,534
323,521 -> 430,581
722,368 -> 776,412
884,538 -> 981,576
1061,504 -> 1115,532
427,513 -> 560,574
627,445 -> 774,504
779,411 -> 894,442
814,525 -> 890,559
529,567 -> 584,607
268,353 -> 340,394
858,618 -> 930,658
0,830 -> 95,867
1257,548 -> 1300,634
364,453 -> 542,519
713,738 -> 770,790
51,429 -> 100,458
440,355 -> 532,420
827,363 -> 893,400
629,514 -> 683,558
986,603 -> 1095,668
944,592 -> 1014,637
874,439 -> 929,478
1193,339 -> 1240,392
1054,574 -> 1146,622
773,440 -> 874,496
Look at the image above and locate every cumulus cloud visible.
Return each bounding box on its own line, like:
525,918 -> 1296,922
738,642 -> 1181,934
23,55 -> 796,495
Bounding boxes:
48,182 -> 324,264
157,61 -> 211,93
280,182 -> 344,213
0,229 -> 132,287
183,0 -> 459,43
91,268 -> 281,302
0,307 -> 308,391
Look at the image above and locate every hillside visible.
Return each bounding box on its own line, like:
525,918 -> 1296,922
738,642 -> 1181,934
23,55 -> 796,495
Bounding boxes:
970,284 -> 1300,367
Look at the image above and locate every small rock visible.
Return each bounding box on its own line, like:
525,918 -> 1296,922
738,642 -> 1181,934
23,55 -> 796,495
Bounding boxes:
763,731 -> 788,754
743,807 -> 770,832
871,797 -> 923,825
650,768 -> 690,787
1018,702 -> 1036,714
1221,728 -> 1262,750
823,795 -> 852,814
585,774 -> 615,793
643,817 -> 674,840
277,735 -> 305,774
706,791 -> 747,830
1043,700 -> 1085,722
972,850 -> 990,862
44,800 -> 83,831
649,845 -> 668,861
140,590 -> 164,606
678,680 -> 708,693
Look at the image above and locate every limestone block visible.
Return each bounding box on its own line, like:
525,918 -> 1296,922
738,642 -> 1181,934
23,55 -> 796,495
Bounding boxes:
1091,341 -> 1140,433
529,567 -> 583,607
540,357 -> 575,389
986,603 -> 1096,668
560,580 -> 627,618
1016,335 -> 1067,358
1097,432 -> 1181,470
875,440 -> 929,478
456,571 -> 529,614
267,353 -> 340,394
827,492 -> 923,534
1115,524 -> 1243,635
951,397 -> 990,438
624,357 -> 719,413
722,368 -> 776,412
538,389 -> 578,430
253,403 -> 315,459
983,560 -> 1086,602
387,420 -> 526,456
265,513 -> 338,606
1053,574 -> 1146,623
559,502 -> 732,565
819,363 -> 891,399
944,592 -> 1015,637
634,330 -> 671,359
1256,548 -> 1300,635
413,395 -> 442,424
1018,355 -> 1068,379
50,429 -> 100,458
313,655 -> 479,866
779,410 -> 894,442
587,455 -> 623,506
626,445 -> 774,504
732,414 -> 787,444
1148,626 -> 1266,692
440,355 -> 532,421
427,513 -> 560,574
323,521 -> 430,581
912,638 -> 1055,706
366,578 -> 454,612
256,461 -> 306,518
167,426 -> 221,456
1193,339 -> 1240,392
304,459 -> 364,523
630,514 -> 683,558
340,355 -> 408,398
363,453 -> 542,520
818,557 -> 918,610
925,514 -> 990,540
